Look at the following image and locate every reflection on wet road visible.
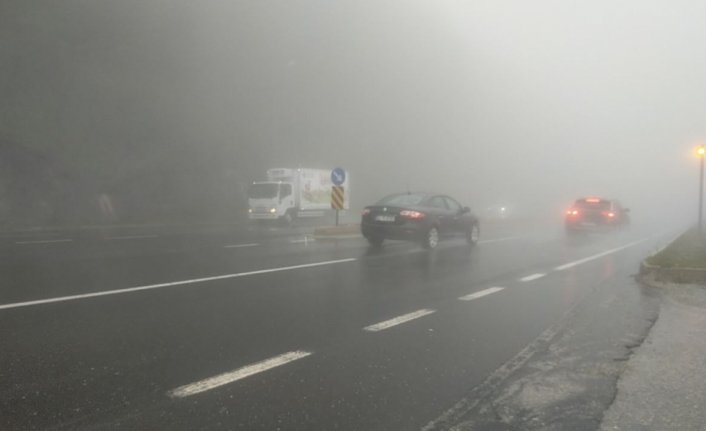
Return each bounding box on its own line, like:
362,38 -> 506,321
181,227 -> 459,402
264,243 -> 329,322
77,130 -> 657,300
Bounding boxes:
0,220 -> 673,430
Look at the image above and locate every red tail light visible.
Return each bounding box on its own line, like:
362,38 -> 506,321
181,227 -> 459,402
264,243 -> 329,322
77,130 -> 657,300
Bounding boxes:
400,210 -> 426,220
566,209 -> 579,216
602,211 -> 615,218
362,208 -> 371,216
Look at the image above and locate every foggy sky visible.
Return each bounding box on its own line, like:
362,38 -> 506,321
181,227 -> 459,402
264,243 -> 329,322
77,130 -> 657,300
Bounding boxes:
3,1 -> 706,221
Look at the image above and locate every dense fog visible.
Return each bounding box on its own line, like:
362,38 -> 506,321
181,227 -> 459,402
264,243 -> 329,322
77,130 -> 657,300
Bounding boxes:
2,1 -> 704,226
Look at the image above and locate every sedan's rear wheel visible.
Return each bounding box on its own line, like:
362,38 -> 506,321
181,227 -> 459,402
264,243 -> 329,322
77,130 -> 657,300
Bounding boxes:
367,236 -> 384,247
422,226 -> 439,249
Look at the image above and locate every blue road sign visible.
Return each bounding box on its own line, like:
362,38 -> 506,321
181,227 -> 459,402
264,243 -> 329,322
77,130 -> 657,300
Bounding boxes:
331,167 -> 346,186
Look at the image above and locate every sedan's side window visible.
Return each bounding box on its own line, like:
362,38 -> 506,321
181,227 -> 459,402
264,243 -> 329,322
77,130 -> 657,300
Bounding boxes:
428,196 -> 448,210
444,197 -> 462,212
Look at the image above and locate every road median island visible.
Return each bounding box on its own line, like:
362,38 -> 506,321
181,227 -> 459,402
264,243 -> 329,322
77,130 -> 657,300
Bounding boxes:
640,229 -> 706,284
312,224 -> 361,240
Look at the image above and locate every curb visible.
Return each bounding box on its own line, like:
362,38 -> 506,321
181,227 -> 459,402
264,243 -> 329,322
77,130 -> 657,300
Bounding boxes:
638,229 -> 706,285
312,224 -> 360,237
312,224 -> 362,240
0,221 -> 249,235
639,260 -> 706,285
312,234 -> 362,241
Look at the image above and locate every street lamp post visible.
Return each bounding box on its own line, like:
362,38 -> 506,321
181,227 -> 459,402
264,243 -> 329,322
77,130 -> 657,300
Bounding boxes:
698,146 -> 705,233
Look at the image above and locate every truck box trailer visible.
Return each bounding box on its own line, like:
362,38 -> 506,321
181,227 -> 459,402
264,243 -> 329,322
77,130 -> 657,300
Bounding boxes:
247,168 -> 350,222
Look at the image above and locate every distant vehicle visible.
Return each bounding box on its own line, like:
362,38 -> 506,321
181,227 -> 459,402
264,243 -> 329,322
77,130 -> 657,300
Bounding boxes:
565,197 -> 630,234
248,168 -> 350,223
361,192 -> 480,249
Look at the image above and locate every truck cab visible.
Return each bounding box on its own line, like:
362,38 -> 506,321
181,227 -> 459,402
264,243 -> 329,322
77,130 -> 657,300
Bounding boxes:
247,181 -> 295,222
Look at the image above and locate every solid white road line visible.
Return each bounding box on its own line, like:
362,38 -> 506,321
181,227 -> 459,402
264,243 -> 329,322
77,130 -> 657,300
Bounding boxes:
0,258 -> 357,311
477,235 -> 527,244
554,238 -> 649,271
519,273 -> 546,282
223,243 -> 259,249
105,235 -> 158,241
363,309 -> 436,332
458,287 -> 505,301
314,234 -> 362,240
290,237 -> 315,244
168,350 -> 312,398
15,239 -> 73,245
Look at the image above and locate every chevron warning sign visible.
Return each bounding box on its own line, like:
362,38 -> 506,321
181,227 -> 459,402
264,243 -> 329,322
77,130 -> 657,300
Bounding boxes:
331,186 -> 345,210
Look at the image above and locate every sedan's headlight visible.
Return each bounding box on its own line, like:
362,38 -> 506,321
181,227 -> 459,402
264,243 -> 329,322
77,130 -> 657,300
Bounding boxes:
270,208 -> 277,213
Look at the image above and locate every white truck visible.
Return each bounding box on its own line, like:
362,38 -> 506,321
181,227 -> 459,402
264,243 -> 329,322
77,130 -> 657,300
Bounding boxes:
247,168 -> 350,222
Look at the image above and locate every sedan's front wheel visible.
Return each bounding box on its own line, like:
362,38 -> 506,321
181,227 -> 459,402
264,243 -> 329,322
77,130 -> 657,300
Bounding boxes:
467,223 -> 480,246
422,226 -> 439,249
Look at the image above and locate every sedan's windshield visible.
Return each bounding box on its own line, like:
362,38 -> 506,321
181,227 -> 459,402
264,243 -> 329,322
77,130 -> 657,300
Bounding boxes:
377,193 -> 426,206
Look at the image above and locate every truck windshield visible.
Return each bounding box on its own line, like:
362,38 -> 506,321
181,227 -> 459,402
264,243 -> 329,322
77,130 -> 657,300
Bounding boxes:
248,183 -> 279,199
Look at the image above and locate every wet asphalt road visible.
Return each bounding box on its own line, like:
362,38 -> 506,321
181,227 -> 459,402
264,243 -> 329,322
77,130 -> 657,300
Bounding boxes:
0,219 -> 675,430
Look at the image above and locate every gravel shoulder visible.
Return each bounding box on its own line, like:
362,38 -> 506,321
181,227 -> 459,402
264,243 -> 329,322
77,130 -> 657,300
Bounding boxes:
444,274 -> 661,431
599,283 -> 706,431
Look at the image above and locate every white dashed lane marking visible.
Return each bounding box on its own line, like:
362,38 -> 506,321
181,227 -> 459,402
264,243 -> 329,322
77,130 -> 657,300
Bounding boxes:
517,237 -> 650,282
519,273 -> 546,282
459,287 -> 505,301
363,309 -> 436,332
168,350 -> 312,398
223,243 -> 259,249
554,238 -> 649,271
106,235 -> 158,241
15,239 -> 73,245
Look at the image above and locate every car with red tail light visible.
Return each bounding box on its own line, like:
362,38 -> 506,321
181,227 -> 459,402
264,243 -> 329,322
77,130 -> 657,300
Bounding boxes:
565,197 -> 630,234
361,192 -> 480,249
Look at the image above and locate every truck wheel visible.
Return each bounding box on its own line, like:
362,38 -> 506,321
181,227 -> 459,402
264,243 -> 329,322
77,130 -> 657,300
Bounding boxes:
422,226 -> 439,249
281,210 -> 294,225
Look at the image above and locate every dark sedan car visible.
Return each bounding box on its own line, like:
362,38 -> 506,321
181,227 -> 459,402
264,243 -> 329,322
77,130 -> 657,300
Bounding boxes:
565,197 -> 630,234
361,192 -> 480,249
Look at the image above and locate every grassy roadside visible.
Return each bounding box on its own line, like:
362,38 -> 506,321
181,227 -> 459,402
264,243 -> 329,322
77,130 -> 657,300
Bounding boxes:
647,229 -> 706,269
